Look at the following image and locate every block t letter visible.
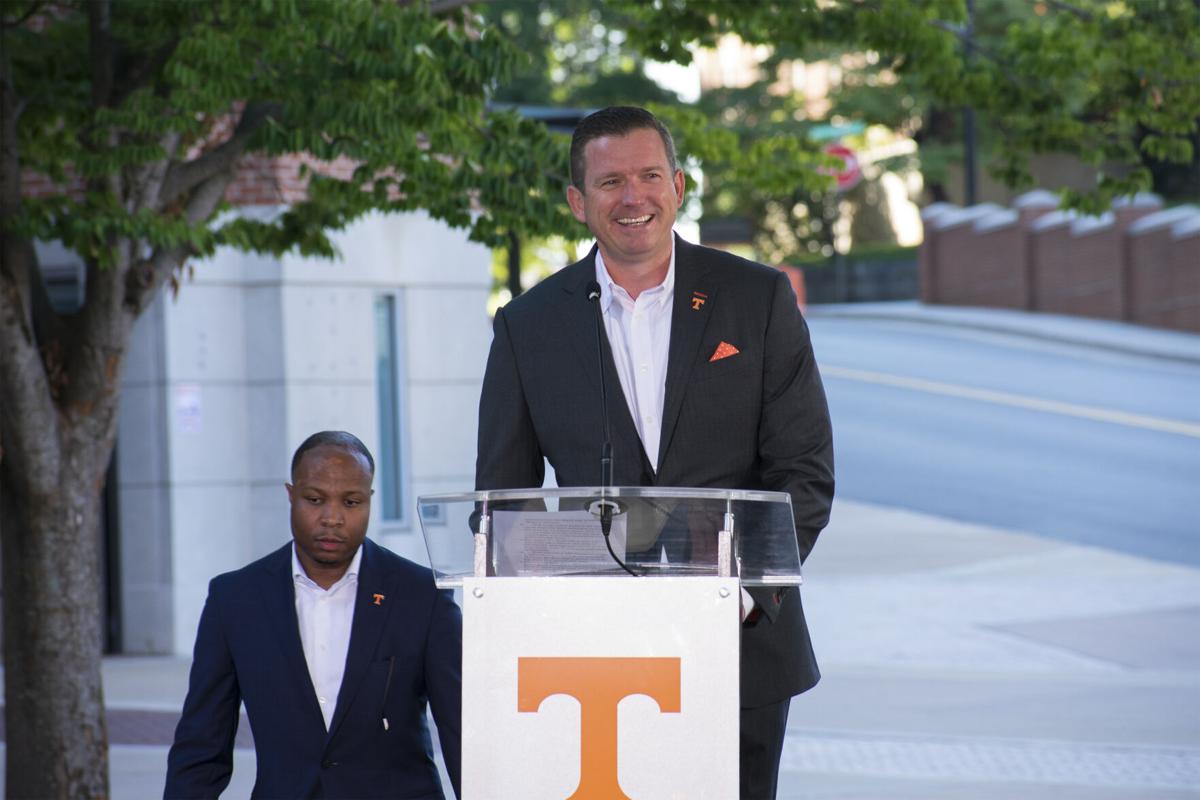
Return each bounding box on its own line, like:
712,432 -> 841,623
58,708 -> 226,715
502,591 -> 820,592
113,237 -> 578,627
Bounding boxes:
518,656 -> 681,800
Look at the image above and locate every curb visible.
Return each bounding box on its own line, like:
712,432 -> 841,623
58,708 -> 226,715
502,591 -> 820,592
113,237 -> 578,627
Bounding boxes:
806,302 -> 1200,366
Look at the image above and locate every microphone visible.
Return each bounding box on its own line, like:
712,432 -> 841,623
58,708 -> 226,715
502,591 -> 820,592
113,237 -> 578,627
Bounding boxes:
586,281 -> 614,503
586,280 -> 637,577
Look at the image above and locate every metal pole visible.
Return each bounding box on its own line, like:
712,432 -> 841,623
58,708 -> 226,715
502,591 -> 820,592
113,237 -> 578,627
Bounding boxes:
963,0 -> 977,206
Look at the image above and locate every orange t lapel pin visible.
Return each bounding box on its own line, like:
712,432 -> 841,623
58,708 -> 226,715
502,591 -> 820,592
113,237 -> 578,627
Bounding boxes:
710,341 -> 740,361
691,291 -> 707,310
372,593 -> 385,606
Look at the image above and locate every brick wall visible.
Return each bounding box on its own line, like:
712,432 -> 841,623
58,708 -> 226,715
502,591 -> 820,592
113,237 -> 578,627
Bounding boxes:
957,210 -> 1028,309
1164,218 -> 1200,333
928,204 -> 1003,305
1032,214 -> 1126,320
918,191 -> 1200,333
22,149 -> 357,207
918,203 -> 956,303
1126,208 -> 1193,329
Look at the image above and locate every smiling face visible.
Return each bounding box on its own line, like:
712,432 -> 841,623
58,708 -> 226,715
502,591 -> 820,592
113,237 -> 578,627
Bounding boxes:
566,127 -> 686,286
286,444 -> 373,588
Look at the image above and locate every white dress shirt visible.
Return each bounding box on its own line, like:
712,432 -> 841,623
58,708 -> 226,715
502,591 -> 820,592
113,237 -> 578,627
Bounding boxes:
293,544 -> 361,730
594,244 -> 755,617
595,248 -> 675,470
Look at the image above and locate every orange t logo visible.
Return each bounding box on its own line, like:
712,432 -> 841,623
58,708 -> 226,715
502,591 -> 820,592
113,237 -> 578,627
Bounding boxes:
518,656 -> 681,799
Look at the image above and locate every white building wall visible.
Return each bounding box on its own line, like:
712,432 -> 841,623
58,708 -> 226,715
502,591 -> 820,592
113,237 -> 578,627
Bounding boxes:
118,210 -> 492,655
116,295 -> 175,654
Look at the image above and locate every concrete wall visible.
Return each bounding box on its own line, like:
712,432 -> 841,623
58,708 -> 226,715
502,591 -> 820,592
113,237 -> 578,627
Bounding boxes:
117,210 -> 492,655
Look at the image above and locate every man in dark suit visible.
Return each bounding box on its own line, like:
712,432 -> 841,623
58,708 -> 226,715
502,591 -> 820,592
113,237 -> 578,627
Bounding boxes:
166,431 -> 461,799
475,107 -> 834,799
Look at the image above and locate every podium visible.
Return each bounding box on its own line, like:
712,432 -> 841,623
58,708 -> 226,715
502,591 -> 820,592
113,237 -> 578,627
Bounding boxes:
417,487 -> 803,799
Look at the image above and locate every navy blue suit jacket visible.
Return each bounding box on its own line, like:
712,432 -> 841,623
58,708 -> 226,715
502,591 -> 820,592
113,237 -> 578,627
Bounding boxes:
165,538 -> 462,799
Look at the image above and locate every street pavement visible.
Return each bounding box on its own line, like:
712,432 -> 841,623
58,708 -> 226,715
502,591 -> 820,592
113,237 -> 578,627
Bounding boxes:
3,302 -> 1198,798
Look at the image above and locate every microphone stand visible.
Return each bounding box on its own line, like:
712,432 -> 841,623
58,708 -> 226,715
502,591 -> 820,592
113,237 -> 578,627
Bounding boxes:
588,282 -> 639,577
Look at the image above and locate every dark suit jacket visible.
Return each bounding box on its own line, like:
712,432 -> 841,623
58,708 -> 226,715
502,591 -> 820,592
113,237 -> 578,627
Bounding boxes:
164,537 -> 462,799
475,235 -> 835,707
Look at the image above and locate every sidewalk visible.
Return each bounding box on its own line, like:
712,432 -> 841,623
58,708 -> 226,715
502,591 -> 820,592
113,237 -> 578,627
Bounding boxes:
807,301 -> 1200,365
779,500 -> 1200,799
36,496 -> 1194,797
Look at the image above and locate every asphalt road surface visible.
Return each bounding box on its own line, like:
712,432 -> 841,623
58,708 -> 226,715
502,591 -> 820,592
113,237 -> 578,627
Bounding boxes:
806,315 -> 1200,567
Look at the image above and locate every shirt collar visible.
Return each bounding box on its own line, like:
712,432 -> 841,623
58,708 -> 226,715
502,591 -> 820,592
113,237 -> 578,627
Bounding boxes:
594,244 -> 676,313
292,540 -> 363,590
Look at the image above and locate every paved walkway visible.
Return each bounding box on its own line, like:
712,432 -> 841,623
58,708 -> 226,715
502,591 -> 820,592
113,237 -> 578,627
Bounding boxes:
4,302 -> 1198,798
780,501 -> 1200,799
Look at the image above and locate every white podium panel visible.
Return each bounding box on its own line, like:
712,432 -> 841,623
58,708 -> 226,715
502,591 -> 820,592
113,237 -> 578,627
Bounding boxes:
462,577 -> 740,799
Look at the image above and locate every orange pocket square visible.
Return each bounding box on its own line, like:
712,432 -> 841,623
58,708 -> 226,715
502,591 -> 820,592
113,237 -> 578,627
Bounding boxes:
709,341 -> 740,362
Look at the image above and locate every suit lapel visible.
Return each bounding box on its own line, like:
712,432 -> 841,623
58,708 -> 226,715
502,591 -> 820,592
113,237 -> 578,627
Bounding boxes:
658,237 -> 715,471
560,252 -> 648,472
326,539 -> 394,742
260,544 -> 326,729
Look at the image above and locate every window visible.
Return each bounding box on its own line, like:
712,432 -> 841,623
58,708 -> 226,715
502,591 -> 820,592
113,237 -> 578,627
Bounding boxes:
374,294 -> 406,523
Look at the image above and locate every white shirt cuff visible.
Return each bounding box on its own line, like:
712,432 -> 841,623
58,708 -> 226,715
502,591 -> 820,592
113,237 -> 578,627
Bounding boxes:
740,587 -> 755,622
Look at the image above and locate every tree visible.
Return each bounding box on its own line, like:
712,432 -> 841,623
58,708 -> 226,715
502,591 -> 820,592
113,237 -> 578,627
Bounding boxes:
485,0 -> 680,110
0,0 -> 572,795
491,0 -> 1198,266
482,0 -> 832,276
822,0 -> 1036,205
482,0 -> 683,298
611,0 -> 1200,213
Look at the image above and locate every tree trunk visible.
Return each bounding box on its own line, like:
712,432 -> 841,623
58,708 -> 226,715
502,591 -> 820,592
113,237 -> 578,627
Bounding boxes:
1,426 -> 111,799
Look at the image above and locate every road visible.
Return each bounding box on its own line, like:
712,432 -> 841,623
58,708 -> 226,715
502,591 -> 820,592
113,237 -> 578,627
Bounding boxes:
805,315 -> 1200,566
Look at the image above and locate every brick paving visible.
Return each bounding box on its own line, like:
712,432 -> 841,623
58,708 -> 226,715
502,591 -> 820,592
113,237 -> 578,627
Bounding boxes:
782,732 -> 1200,791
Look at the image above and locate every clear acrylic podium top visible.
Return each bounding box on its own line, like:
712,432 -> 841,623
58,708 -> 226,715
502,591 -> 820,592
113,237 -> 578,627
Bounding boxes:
416,487 -> 802,589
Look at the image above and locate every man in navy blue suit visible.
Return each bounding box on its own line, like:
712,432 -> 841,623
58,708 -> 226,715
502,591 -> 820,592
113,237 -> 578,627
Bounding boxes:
165,431 -> 461,799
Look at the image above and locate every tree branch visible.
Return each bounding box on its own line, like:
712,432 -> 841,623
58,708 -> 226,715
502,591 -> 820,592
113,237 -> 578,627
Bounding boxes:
0,243 -> 61,493
124,165 -> 236,316
121,245 -> 187,317
0,0 -> 46,29
129,129 -> 181,213
112,37 -> 182,108
927,18 -> 1021,88
0,54 -> 59,485
158,102 -> 279,207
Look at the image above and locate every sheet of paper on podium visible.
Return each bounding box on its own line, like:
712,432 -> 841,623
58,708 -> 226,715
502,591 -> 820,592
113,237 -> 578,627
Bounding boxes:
493,510 -> 627,576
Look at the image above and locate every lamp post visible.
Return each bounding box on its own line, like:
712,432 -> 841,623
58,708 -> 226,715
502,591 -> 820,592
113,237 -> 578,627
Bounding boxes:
963,0 -> 978,206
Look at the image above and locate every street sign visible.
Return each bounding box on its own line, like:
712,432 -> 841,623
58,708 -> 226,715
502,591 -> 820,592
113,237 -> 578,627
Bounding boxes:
822,143 -> 862,192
